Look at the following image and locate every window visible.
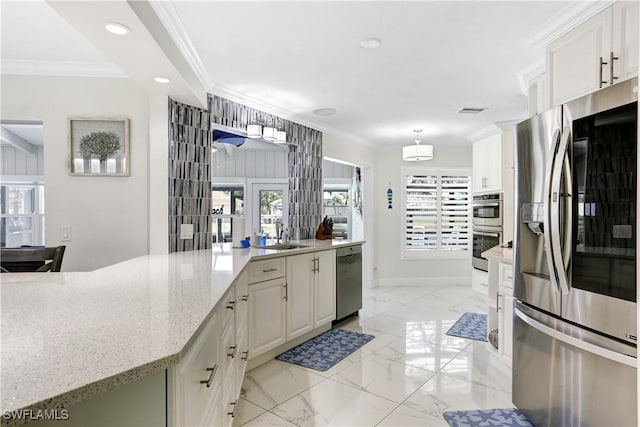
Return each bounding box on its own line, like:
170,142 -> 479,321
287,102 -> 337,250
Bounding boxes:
0,183 -> 45,247
323,186 -> 350,239
211,185 -> 244,243
402,168 -> 471,258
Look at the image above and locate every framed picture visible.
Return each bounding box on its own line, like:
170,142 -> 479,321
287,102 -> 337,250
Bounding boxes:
68,118 -> 130,176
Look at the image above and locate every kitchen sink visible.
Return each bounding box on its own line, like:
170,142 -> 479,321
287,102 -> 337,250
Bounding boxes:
261,243 -> 308,250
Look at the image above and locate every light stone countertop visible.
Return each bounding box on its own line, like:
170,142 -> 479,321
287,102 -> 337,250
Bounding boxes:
0,239 -> 363,418
481,245 -> 514,264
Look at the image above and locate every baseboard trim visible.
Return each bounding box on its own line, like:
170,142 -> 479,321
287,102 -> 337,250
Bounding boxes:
375,276 -> 471,288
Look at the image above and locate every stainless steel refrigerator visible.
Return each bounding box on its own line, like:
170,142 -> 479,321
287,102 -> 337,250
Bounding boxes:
513,78 -> 637,426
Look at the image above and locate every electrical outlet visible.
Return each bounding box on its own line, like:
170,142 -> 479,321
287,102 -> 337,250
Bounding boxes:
180,224 -> 194,240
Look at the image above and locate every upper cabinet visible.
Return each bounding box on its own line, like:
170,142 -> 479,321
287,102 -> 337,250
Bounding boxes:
473,132 -> 502,194
547,2 -> 639,107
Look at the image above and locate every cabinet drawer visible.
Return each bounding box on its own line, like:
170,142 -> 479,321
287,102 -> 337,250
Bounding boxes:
173,312 -> 221,427
220,318 -> 236,388
221,287 -> 236,329
247,257 -> 286,283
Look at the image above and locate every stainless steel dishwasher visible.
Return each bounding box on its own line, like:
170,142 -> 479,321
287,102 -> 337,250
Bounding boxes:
335,245 -> 362,323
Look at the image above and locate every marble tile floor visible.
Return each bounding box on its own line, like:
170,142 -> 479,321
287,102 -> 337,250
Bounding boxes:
234,284 -> 513,427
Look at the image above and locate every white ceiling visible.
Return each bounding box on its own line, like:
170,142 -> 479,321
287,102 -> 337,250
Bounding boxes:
1,1 -> 598,148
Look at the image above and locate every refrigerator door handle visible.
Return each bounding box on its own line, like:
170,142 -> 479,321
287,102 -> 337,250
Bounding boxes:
550,127 -> 571,294
515,305 -> 636,368
543,128 -> 562,293
561,136 -> 573,271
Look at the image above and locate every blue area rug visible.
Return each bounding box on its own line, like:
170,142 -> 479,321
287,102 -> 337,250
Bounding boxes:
446,312 -> 488,341
443,408 -> 534,427
276,329 -> 374,371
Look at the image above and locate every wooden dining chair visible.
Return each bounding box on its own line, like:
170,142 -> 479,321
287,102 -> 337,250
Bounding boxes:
0,246 -> 66,272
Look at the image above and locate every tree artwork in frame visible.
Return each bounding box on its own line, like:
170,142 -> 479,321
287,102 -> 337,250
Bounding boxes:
68,118 -> 130,176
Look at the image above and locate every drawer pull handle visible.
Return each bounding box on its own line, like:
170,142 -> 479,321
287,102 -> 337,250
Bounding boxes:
200,364 -> 218,388
262,267 -> 278,273
226,301 -> 235,310
227,346 -> 237,358
241,350 -> 249,361
228,401 -> 238,418
241,295 -> 249,302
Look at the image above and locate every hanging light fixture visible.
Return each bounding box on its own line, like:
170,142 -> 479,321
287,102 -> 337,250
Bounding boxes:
247,123 -> 262,138
275,130 -> 287,144
403,129 -> 433,162
262,125 -> 276,141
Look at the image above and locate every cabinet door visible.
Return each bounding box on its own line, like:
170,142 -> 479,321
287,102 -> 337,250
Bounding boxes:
314,250 -> 336,326
248,278 -> 287,357
484,133 -> 503,193
286,253 -> 315,340
472,141 -> 485,193
612,1 -> 639,82
547,7 -> 613,106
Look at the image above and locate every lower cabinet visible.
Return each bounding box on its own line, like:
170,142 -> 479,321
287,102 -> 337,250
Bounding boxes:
169,272 -> 249,427
248,249 -> 337,361
248,277 -> 287,357
496,262 -> 514,363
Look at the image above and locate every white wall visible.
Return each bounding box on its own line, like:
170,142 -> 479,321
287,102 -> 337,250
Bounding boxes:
374,145 -> 473,287
1,75 -> 150,271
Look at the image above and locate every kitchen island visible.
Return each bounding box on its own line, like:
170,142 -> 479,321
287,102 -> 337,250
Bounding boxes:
1,239 -> 363,426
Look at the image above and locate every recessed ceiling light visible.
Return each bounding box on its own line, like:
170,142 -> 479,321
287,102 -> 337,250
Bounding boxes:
105,23 -> 130,36
313,108 -> 337,116
359,38 -> 381,49
154,77 -> 171,84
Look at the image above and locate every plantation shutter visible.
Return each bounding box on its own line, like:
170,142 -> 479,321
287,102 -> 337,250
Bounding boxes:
403,169 -> 471,254
405,174 -> 438,250
440,175 -> 471,251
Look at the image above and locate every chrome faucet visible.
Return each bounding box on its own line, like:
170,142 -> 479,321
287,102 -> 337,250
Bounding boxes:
275,219 -> 283,244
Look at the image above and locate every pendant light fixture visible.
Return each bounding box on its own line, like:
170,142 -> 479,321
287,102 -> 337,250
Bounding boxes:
247,124 -> 262,138
403,129 -> 433,162
275,130 -> 287,144
262,125 -> 276,141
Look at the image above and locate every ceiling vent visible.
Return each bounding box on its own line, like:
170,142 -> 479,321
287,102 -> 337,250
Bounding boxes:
457,107 -> 487,114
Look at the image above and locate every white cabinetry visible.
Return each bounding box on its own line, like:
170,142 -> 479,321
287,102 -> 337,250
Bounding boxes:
285,253 -> 315,340
497,263 -> 513,362
249,249 -> 337,364
248,277 -> 287,357
168,275 -> 248,427
472,133 -> 502,194
547,2 -> 639,106
314,249 -> 337,326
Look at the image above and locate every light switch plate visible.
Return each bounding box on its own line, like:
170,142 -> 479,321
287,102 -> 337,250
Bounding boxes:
180,224 -> 194,240
60,225 -> 72,242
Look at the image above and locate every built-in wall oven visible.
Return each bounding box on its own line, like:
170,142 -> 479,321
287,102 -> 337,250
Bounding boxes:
472,194 -> 503,272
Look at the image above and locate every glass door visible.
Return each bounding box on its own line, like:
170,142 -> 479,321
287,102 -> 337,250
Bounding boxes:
251,182 -> 288,242
571,102 -> 637,302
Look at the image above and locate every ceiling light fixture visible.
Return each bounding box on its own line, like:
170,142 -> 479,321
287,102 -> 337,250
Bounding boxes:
105,23 -> 130,35
246,124 -> 262,138
262,126 -> 276,141
403,129 -> 433,162
359,38 -> 381,49
313,108 -> 337,116
154,77 -> 170,84
276,130 -> 287,144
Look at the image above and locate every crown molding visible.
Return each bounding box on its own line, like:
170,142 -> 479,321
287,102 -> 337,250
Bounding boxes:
148,1 -> 213,91
516,60 -> 545,95
466,124 -> 501,142
1,59 -> 127,78
526,1 -> 615,47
